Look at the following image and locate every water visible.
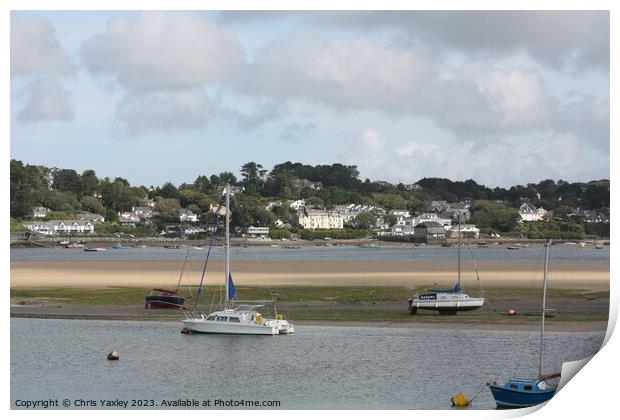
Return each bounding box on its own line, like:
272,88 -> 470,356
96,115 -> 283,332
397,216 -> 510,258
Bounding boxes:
11,318 -> 604,409
10,243 -> 610,262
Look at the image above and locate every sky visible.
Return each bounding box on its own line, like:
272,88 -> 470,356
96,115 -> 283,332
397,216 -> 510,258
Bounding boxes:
9,9 -> 611,188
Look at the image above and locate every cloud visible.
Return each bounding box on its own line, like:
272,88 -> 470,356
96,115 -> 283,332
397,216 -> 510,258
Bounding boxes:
245,35 -> 557,137
80,12 -> 244,92
347,129 -> 608,188
17,78 -> 74,122
11,14 -> 76,77
117,89 -> 212,134
224,11 -> 609,71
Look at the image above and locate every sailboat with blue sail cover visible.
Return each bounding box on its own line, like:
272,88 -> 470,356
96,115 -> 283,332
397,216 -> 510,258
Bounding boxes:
181,184 -> 294,335
488,241 -> 560,408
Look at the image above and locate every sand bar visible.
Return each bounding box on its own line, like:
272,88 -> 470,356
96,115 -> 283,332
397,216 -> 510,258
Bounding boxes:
11,259 -> 609,290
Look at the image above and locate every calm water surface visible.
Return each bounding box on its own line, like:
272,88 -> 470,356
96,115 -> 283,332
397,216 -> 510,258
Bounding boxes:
10,244 -> 610,262
11,318 -> 604,409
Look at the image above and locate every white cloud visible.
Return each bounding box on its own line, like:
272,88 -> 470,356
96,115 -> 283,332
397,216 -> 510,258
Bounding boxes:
17,78 -> 74,122
246,35 -> 558,137
347,129 -> 608,188
11,14 -> 76,77
80,12 -> 244,92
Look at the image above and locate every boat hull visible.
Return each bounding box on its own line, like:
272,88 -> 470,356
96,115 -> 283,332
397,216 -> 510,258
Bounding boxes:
408,297 -> 485,314
145,295 -> 186,309
489,383 -> 556,408
182,319 -> 278,335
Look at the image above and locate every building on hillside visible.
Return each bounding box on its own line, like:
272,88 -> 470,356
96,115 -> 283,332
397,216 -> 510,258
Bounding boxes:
288,199 -> 306,211
441,205 -> 471,222
448,224 -> 480,239
296,209 -> 343,230
132,206 -> 154,219
413,213 -> 452,229
429,201 -> 448,212
77,212 -> 105,223
22,220 -> 95,236
292,179 -> 323,191
247,226 -> 270,238
519,202 -> 549,222
414,221 -> 447,243
119,213 -> 141,227
178,208 -> 198,223
334,204 -> 385,223
32,207 -> 50,218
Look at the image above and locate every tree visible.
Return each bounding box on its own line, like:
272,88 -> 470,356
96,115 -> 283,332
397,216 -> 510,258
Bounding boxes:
81,169 -> 100,197
471,201 -> 521,232
158,182 -> 179,199
52,169 -> 82,195
80,196 -> 105,214
352,211 -> 377,229
241,161 -> 265,194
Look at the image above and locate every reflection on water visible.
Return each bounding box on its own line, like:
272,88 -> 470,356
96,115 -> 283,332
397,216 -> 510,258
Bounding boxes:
11,318 -> 604,409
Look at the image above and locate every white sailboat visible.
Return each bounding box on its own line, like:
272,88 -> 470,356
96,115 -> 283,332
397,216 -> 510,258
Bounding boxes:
407,220 -> 485,315
182,184 -> 294,335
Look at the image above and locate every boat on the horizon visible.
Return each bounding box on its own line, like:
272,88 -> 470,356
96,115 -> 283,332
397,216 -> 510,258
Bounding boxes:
182,184 -> 294,335
488,241 -> 560,408
407,221 -> 485,315
84,247 -> 106,252
145,249 -> 191,309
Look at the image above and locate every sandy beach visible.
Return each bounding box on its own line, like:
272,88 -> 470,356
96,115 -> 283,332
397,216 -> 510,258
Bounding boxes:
10,259 -> 610,290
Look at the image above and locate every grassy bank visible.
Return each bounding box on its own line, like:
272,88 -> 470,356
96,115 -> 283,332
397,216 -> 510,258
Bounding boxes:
10,285 -> 609,305
10,286 -> 609,325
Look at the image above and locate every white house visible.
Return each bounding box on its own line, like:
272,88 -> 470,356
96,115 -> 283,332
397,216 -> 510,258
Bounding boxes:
247,226 -> 270,237
32,207 -> 50,218
77,212 -> 105,223
448,224 -> 480,238
178,208 -> 198,222
413,213 -> 452,229
132,206 -> 154,219
23,220 -> 95,235
119,213 -> 140,227
519,203 -> 549,222
296,210 -> 344,230
334,204 -> 385,223
288,199 -> 306,211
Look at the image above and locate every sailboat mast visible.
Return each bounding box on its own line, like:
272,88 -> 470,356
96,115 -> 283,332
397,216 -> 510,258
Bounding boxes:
457,214 -> 461,288
225,183 -> 231,308
539,240 -> 551,378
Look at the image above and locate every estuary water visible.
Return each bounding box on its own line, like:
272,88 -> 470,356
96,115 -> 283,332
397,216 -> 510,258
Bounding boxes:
11,318 -> 604,410
9,243 -> 610,262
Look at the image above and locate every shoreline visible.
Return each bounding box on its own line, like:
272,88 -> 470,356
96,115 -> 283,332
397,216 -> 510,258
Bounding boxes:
10,312 -> 607,333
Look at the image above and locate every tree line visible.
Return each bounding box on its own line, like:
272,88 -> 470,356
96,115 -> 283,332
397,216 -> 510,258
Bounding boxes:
10,159 -> 609,237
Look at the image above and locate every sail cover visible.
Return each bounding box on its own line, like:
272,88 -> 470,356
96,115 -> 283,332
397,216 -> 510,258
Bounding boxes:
228,272 -> 237,300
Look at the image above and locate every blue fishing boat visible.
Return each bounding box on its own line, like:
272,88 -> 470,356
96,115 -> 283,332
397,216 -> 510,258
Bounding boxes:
488,241 -> 560,408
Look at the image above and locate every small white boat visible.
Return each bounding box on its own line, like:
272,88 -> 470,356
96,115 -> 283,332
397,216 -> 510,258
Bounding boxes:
408,221 -> 484,315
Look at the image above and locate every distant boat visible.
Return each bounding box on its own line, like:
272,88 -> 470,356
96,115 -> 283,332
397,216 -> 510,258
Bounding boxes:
577,242 -> 588,249
506,246 -> 520,250
112,243 -> 131,249
84,247 -> 106,252
407,222 -> 485,315
145,249 -> 191,309
65,242 -> 84,248
182,184 -> 294,335
488,241 -> 560,408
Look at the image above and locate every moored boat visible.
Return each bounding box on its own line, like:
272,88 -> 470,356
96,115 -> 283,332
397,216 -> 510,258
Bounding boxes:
488,241 -> 560,408
182,184 -> 294,335
145,249 -> 191,309
407,221 -> 485,315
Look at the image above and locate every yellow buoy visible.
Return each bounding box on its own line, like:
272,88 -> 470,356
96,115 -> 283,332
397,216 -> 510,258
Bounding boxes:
451,392 -> 470,407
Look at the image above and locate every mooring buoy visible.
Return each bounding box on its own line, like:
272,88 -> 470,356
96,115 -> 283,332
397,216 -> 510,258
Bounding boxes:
107,351 -> 120,360
180,327 -> 191,334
